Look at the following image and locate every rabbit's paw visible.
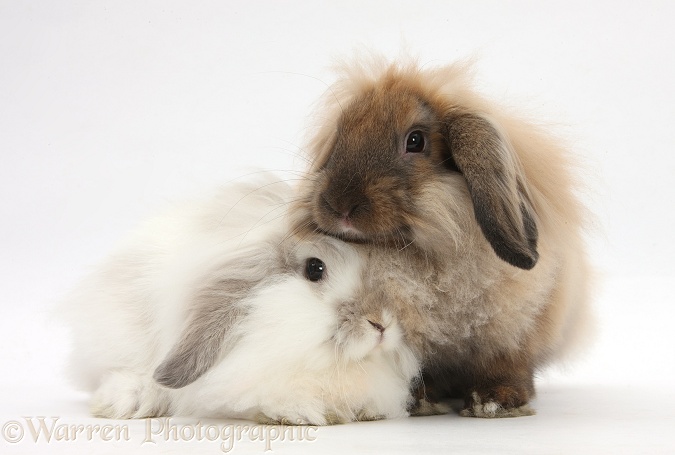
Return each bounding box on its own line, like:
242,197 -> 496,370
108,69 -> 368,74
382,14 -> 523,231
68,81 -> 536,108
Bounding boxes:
90,370 -> 169,419
409,397 -> 451,416
255,412 -> 314,426
354,409 -> 387,422
460,391 -> 535,418
255,405 -> 347,426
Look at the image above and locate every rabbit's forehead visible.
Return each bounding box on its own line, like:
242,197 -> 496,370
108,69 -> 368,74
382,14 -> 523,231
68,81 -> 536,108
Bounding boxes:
338,85 -> 436,142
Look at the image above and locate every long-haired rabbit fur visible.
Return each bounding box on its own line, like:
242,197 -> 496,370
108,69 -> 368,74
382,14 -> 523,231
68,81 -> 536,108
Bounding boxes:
291,56 -> 594,417
61,175 -> 423,425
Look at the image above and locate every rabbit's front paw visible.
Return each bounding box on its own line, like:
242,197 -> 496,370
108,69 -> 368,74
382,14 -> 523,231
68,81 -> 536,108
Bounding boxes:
409,397 -> 451,417
255,408 -> 388,426
255,412 -> 328,426
460,390 -> 535,418
255,404 -> 347,426
91,370 -> 169,419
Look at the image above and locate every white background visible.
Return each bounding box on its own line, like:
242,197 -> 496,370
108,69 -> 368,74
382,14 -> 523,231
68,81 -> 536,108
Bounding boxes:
1,1 -> 674,454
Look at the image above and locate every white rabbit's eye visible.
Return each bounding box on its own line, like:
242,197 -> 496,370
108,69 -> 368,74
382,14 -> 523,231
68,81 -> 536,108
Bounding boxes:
305,258 -> 325,282
405,130 -> 425,153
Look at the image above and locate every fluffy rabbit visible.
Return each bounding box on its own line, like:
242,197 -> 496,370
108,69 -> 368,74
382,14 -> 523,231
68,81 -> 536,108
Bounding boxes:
290,57 -> 594,417
61,174 -> 422,425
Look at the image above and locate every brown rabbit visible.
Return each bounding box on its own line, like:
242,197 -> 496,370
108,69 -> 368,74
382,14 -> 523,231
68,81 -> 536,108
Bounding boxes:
290,57 -> 593,417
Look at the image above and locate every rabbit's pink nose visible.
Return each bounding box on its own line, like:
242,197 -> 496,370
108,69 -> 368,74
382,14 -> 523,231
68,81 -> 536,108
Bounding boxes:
368,320 -> 385,334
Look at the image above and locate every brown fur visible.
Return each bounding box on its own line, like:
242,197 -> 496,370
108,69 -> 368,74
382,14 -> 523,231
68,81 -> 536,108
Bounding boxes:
291,57 -> 593,417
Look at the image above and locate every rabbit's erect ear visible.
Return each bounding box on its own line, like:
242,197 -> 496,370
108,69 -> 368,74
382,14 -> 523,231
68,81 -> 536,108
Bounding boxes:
153,279 -> 252,389
443,113 -> 538,270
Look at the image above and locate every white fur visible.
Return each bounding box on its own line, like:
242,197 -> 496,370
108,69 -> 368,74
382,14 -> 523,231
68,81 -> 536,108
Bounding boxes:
61,174 -> 420,425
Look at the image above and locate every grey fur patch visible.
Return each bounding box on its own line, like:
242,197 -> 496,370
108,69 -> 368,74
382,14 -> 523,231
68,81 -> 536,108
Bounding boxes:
153,279 -> 252,389
154,243 -> 285,389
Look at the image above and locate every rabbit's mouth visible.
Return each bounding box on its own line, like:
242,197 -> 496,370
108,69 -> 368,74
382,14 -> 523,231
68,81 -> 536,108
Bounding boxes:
314,225 -> 415,255
368,319 -> 386,345
316,225 -> 416,252
316,192 -> 368,237
335,314 -> 399,361
333,213 -> 364,237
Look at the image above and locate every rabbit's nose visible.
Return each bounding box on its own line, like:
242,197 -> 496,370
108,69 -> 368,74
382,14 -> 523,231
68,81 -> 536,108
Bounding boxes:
322,196 -> 346,217
321,192 -> 362,220
367,320 -> 385,334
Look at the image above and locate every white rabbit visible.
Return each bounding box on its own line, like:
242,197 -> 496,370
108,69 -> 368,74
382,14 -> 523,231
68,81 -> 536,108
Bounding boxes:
61,174 -> 421,425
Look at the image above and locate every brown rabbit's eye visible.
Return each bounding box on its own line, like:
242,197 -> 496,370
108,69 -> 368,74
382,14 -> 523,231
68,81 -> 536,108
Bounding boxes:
305,258 -> 325,282
405,130 -> 425,153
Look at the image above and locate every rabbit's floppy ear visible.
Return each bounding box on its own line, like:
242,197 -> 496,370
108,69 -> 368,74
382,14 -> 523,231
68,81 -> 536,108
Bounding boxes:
152,281 -> 249,389
443,113 -> 538,270
154,245 -> 280,389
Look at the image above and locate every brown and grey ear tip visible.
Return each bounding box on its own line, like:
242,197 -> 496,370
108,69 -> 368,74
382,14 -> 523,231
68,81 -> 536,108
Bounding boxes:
495,244 -> 539,271
474,209 -> 539,270
498,201 -> 540,270
481,223 -> 539,270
